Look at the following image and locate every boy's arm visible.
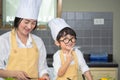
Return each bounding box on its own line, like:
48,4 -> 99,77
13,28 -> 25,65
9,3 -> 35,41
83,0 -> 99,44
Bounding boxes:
57,58 -> 71,77
58,50 -> 73,77
84,70 -> 93,80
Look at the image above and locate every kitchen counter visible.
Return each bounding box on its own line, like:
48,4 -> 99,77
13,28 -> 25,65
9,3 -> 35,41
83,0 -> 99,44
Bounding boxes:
87,62 -> 118,67
47,61 -> 118,67
47,54 -> 118,67
47,54 -> 118,80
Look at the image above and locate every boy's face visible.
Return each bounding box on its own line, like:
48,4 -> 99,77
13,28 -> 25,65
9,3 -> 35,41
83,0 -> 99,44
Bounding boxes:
58,34 -> 76,51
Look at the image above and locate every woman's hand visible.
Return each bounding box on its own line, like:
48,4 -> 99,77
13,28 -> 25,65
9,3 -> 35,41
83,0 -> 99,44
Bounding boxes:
40,74 -> 50,80
10,71 -> 30,80
0,69 -> 29,80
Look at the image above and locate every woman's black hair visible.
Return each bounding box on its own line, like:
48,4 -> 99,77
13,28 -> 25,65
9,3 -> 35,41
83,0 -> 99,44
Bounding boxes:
14,17 -> 22,28
13,17 -> 37,30
56,27 -> 77,41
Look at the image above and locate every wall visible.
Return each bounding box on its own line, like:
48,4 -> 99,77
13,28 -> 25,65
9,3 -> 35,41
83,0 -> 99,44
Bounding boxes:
61,12 -> 113,54
62,0 -> 120,79
0,0 -> 2,16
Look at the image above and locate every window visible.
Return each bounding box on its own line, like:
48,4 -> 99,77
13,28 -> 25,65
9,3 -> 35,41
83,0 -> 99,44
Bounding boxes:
1,0 -> 62,29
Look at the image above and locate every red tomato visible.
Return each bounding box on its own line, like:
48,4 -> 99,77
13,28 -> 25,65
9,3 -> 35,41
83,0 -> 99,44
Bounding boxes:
38,78 -> 46,80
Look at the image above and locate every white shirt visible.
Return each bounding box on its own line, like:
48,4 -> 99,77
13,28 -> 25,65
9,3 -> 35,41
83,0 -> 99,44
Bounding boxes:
0,31 -> 48,80
53,49 -> 89,79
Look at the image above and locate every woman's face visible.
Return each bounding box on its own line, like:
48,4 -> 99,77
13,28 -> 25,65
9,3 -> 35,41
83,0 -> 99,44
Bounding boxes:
17,19 -> 37,36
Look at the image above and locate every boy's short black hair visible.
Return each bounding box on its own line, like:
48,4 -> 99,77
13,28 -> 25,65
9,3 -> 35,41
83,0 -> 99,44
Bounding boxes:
56,27 -> 77,41
14,17 -> 37,30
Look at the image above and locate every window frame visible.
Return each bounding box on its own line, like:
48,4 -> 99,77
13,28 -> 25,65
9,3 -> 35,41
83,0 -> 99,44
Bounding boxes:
38,0 -> 62,30
0,0 -> 62,30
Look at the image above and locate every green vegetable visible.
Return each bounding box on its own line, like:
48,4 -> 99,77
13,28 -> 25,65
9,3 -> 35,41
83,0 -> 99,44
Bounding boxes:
5,78 -> 15,80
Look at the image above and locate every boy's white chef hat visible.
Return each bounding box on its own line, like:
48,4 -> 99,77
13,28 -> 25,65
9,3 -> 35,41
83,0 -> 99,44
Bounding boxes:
48,18 -> 70,41
16,0 -> 42,20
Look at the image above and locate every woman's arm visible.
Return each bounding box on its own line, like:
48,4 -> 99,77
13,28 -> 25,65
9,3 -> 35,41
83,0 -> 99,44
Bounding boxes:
35,37 -> 49,80
0,69 -> 29,80
0,69 -> 13,78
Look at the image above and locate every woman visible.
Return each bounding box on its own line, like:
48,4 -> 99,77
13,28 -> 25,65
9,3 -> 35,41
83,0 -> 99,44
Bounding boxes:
0,0 -> 49,80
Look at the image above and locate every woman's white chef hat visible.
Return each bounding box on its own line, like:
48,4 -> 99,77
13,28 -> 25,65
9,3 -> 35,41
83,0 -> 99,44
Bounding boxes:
16,0 -> 42,20
48,18 -> 70,41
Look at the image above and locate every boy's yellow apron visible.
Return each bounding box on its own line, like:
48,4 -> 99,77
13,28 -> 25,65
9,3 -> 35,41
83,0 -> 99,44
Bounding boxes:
5,29 -> 39,80
56,50 -> 79,80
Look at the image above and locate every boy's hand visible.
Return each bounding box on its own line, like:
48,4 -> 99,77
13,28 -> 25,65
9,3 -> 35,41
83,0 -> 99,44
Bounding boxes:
66,48 -> 74,63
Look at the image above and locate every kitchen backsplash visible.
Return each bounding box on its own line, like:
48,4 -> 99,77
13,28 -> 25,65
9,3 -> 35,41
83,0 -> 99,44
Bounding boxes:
61,12 -> 113,54
0,12 -> 113,54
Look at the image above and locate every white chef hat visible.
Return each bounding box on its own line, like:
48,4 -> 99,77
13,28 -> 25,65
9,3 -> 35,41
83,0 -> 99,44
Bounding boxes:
16,0 -> 42,20
48,18 -> 70,41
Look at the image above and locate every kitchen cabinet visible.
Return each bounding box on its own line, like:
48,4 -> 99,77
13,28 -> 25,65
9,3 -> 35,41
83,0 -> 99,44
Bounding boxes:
78,67 -> 118,80
47,54 -> 118,80
90,67 -> 118,80
48,67 -> 118,80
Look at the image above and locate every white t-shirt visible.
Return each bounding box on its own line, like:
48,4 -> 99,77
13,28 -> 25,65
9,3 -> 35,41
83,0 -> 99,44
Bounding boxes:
0,31 -> 48,80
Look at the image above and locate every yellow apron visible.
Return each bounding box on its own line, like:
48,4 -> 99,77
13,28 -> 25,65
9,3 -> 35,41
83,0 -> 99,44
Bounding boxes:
6,29 -> 39,79
56,50 -> 79,80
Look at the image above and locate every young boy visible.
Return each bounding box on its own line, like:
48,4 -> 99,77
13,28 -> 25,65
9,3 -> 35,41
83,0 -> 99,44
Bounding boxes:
48,18 -> 93,80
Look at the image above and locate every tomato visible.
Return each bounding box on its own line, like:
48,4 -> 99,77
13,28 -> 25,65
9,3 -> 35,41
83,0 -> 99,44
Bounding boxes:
38,78 -> 46,80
